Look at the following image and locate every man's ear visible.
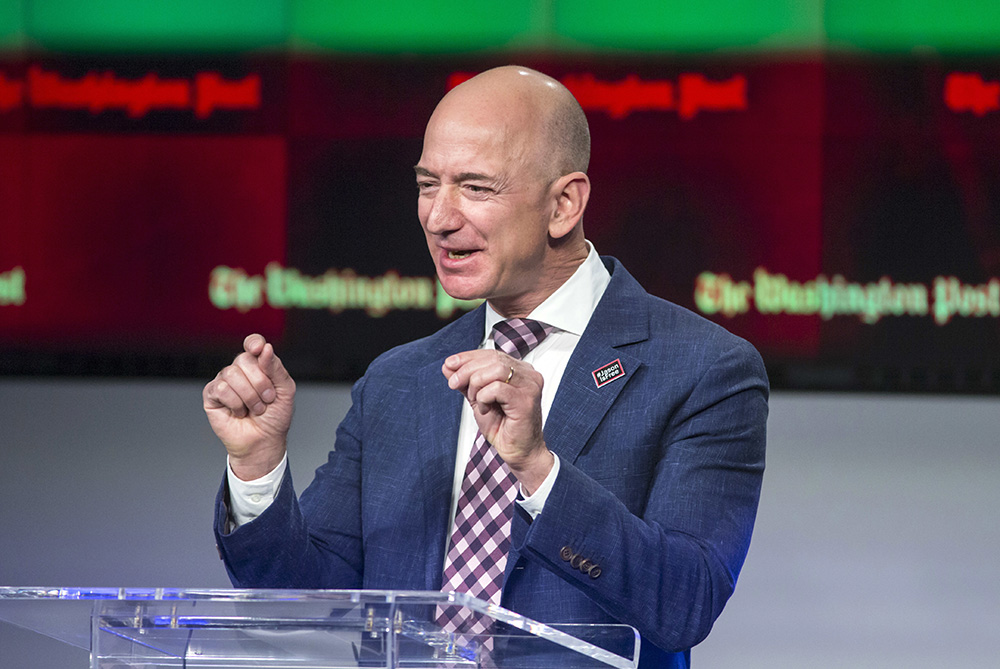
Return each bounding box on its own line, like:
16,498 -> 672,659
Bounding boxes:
548,172 -> 591,240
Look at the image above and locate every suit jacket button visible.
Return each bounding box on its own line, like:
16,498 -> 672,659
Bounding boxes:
588,566 -> 602,579
560,546 -> 574,561
579,559 -> 594,573
570,554 -> 584,569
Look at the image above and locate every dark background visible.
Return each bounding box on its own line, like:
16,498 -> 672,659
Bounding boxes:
3,55 -> 999,392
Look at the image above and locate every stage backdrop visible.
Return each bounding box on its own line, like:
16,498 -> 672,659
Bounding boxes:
2,1 -> 999,392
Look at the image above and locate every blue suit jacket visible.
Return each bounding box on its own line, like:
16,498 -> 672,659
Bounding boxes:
215,257 -> 768,668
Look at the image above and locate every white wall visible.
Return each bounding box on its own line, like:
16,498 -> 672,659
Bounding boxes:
1,380 -> 997,667
697,392 -> 1000,668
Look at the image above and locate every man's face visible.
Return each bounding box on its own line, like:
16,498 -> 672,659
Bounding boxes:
415,108 -> 555,317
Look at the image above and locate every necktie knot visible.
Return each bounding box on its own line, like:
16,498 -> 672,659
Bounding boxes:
491,318 -> 554,361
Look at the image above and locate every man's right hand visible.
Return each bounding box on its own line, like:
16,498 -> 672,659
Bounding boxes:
203,334 -> 296,481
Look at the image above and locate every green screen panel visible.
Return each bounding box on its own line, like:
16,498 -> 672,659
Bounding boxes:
0,1 -> 26,52
26,0 -> 288,51
826,0 -> 1000,52
553,0 -> 824,52
291,0 -> 545,52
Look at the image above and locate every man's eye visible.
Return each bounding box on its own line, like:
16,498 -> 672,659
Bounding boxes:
465,184 -> 491,194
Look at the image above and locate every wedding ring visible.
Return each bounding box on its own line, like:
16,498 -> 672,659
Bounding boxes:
504,366 -> 514,384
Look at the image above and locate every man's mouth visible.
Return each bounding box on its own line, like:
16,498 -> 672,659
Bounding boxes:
447,250 -> 474,259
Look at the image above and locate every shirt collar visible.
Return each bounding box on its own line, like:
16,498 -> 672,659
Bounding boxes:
483,241 -> 611,342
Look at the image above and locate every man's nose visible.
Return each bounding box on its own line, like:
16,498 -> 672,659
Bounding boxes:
424,187 -> 463,234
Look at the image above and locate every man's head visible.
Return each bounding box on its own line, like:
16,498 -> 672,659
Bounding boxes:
415,66 -> 592,318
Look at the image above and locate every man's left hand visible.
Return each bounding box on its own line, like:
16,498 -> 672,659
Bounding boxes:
443,349 -> 554,495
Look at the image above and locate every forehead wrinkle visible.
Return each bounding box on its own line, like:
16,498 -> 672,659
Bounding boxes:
429,65 -> 588,180
454,171 -> 498,183
421,95 -> 550,191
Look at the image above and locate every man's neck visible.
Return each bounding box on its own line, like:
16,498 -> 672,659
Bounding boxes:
489,242 -> 589,318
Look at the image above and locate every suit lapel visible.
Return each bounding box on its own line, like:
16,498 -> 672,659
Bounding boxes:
412,306 -> 486,589
544,258 -> 650,465
505,258 -> 650,583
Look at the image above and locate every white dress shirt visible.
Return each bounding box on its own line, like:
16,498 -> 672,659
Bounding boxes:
228,243 -> 611,533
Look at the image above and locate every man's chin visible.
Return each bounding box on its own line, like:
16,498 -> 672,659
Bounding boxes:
439,286 -> 483,302
437,276 -> 488,302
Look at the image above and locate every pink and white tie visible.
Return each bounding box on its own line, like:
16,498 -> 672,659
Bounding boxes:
437,318 -> 554,636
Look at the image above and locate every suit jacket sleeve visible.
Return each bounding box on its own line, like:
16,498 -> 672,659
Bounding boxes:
511,334 -> 767,653
213,374 -> 369,589
212,306 -> 482,593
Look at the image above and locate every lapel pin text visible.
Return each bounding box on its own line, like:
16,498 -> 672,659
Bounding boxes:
592,359 -> 625,388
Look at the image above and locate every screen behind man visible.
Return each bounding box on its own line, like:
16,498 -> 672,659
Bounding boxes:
204,65 -> 768,669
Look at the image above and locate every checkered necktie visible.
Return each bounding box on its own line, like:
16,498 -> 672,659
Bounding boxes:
438,318 -> 554,636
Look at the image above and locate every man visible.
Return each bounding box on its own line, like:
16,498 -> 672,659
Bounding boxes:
205,66 -> 767,668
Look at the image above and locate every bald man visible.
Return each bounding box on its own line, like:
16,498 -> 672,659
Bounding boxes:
207,66 -> 767,668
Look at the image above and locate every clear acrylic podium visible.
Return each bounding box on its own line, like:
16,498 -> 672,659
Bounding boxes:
0,588 -> 639,668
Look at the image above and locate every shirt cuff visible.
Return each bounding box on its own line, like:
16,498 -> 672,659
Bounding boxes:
226,453 -> 287,529
516,453 -> 560,520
